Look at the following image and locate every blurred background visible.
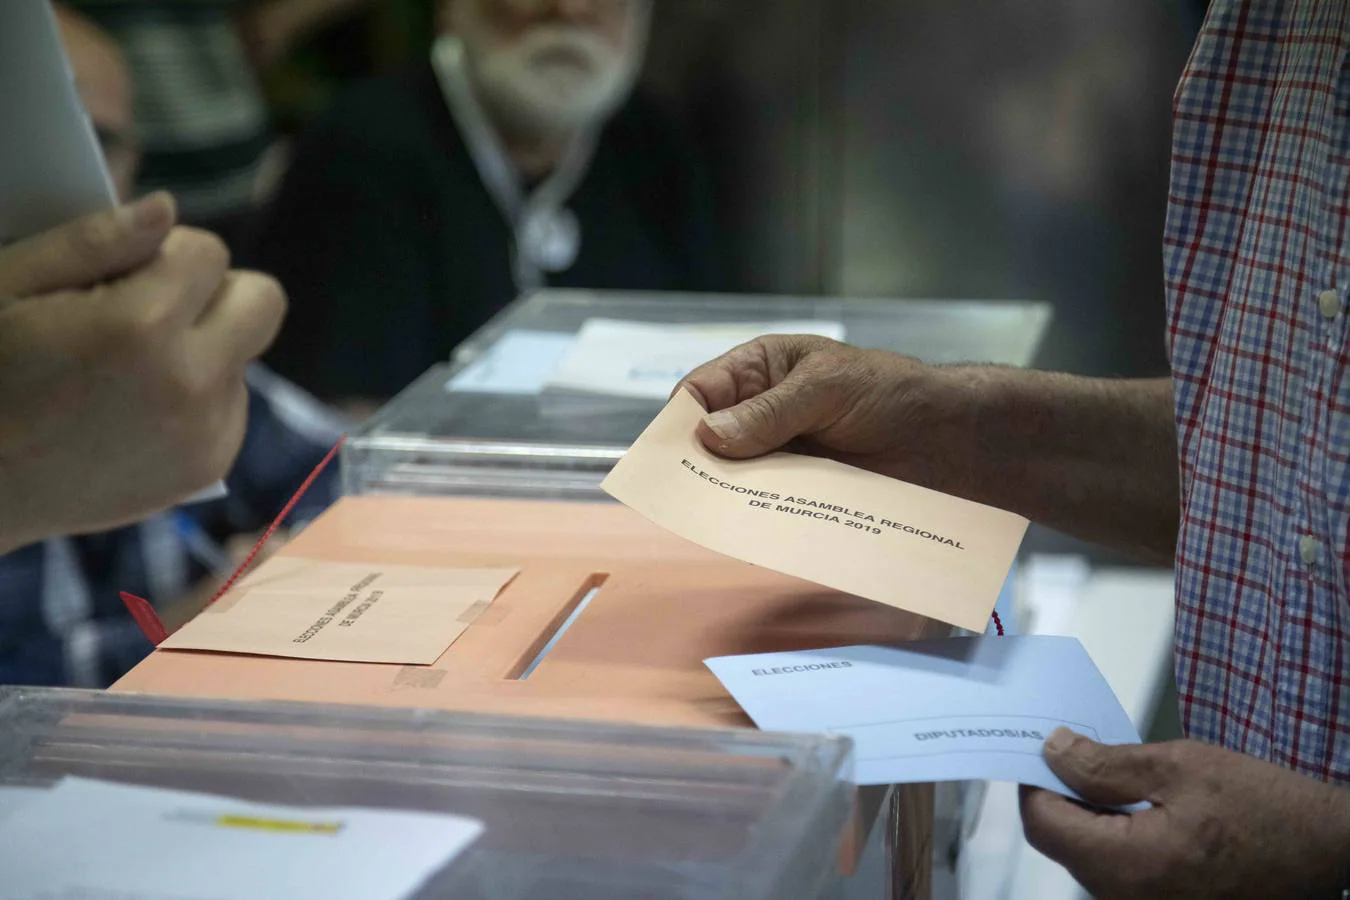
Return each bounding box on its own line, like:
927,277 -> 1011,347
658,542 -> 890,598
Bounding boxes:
262,0 -> 1202,564
66,0 -> 1205,391
257,0 -> 1200,378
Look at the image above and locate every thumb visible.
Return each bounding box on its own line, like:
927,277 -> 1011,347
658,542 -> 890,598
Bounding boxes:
1043,728 -> 1165,807
698,367 -> 837,458
0,192 -> 176,297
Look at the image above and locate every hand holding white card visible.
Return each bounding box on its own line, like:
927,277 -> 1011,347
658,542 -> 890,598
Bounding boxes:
0,4 -> 226,505
705,635 -> 1142,803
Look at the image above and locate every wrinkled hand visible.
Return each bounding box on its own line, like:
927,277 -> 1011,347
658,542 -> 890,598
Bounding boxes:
0,193 -> 286,551
677,334 -> 981,497
1021,729 -> 1350,899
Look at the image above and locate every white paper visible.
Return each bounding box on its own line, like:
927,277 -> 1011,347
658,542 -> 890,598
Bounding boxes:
0,786 -> 44,827
0,3 -> 116,243
546,318 -> 848,400
0,777 -> 485,900
705,636 -> 1140,801
446,329 -> 575,395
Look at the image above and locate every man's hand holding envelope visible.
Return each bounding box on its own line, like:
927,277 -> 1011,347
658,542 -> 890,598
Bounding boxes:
662,334 -> 1350,900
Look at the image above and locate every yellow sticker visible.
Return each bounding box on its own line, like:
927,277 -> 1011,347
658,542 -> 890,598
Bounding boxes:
214,815 -> 344,835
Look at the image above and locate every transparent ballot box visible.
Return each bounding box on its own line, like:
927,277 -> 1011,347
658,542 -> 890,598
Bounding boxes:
343,288 -> 1051,499
0,687 -> 857,900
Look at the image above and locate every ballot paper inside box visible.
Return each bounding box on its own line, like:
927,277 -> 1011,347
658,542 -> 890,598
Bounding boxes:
0,687 -> 857,900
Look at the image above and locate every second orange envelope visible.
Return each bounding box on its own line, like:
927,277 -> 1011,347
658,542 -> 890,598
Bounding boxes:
161,557 -> 519,665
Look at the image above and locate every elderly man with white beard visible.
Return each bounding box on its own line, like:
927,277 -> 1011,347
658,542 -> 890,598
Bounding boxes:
259,0 -> 727,407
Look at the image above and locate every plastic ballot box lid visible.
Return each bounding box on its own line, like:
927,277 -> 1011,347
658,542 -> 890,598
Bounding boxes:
342,288 -> 1051,499
0,687 -> 855,900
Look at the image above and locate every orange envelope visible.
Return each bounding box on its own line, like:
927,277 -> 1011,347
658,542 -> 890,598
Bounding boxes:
160,557 -> 519,665
602,390 -> 1028,631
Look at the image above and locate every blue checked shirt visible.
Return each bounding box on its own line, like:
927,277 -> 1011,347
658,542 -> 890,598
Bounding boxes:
1168,0 -> 1350,781
0,367 -> 342,688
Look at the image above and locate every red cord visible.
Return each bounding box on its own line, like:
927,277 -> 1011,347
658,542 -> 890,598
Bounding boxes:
121,434 -> 346,645
203,434 -> 346,609
991,609 -> 1005,636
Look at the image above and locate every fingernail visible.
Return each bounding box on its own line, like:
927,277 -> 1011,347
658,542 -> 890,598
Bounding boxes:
703,410 -> 742,442
129,192 -> 173,231
1046,727 -> 1077,754
681,383 -> 708,411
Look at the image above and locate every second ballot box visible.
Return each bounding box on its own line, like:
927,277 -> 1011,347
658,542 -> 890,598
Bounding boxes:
342,288 -> 1050,499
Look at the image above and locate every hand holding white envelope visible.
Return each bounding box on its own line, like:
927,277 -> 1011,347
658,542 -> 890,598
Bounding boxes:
604,393 -> 1139,807
705,636 -> 1142,803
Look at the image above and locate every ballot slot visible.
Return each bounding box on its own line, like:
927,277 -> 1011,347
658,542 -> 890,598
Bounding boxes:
508,574 -> 609,680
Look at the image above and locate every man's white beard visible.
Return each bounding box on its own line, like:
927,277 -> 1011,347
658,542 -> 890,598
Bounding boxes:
461,23 -> 642,136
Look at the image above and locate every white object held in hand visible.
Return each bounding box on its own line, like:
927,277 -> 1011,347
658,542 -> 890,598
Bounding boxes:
0,3 -> 115,242
0,2 -> 225,503
706,635 -> 1142,805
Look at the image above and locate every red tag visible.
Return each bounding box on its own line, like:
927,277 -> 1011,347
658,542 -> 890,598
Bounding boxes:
120,591 -> 168,646
121,434 -> 346,645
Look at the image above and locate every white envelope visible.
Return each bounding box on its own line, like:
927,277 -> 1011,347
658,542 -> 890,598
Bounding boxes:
706,635 -> 1141,802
